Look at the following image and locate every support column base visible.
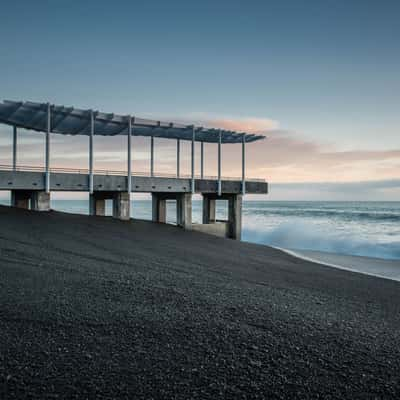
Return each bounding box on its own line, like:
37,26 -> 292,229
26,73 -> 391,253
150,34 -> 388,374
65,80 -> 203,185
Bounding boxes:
200,193 -> 242,240
89,191 -> 130,220
177,193 -> 192,230
151,192 -> 192,230
89,193 -> 106,216
113,192 -> 130,221
11,190 -> 30,209
152,193 -> 167,223
202,194 -> 216,224
11,190 -> 50,211
31,191 -> 50,211
228,194 -> 242,240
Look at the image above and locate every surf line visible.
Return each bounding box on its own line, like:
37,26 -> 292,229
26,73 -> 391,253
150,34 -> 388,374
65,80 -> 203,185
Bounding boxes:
271,246 -> 400,283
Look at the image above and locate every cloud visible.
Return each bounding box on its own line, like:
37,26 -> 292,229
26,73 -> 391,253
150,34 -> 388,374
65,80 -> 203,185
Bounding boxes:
0,114 -> 399,197
192,117 -> 400,184
199,115 -> 279,133
156,113 -> 279,133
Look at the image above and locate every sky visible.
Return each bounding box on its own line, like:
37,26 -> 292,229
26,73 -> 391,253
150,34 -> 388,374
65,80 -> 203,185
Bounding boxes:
0,0 -> 399,200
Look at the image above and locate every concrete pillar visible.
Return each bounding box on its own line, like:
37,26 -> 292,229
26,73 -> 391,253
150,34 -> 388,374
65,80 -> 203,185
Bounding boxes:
113,192 -> 130,221
228,194 -> 242,240
89,193 -> 106,216
152,193 -> 167,223
10,190 -> 50,211
202,194 -> 216,224
31,191 -> 50,211
89,191 -> 130,220
177,193 -> 192,230
11,190 -> 30,209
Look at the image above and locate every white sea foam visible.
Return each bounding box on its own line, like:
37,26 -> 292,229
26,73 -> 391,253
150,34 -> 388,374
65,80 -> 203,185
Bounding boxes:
242,221 -> 400,260
275,248 -> 400,282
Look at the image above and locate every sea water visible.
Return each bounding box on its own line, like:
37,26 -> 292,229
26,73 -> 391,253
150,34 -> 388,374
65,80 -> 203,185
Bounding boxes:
241,201 -> 400,261
2,198 -> 399,260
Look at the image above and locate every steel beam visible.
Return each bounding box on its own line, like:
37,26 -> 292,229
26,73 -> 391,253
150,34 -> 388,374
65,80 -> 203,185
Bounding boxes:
176,138 -> 180,178
12,126 -> 17,171
89,110 -> 94,194
242,134 -> 246,195
218,129 -> 222,196
45,103 -> 51,193
200,141 -> 204,179
150,136 -> 154,177
127,116 -> 133,193
191,126 -> 195,193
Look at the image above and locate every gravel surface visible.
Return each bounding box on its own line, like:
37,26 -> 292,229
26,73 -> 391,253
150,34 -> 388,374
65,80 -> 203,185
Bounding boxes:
0,205 -> 399,399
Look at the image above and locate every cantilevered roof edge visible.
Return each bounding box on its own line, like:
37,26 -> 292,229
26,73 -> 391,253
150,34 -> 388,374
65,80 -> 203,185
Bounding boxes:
0,100 -> 266,144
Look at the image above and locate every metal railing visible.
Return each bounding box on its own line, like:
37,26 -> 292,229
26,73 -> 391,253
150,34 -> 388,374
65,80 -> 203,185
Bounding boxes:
0,164 -> 265,182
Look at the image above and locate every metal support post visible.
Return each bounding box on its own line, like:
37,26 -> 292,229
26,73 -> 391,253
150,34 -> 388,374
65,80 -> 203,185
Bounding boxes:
176,138 -> 180,178
89,110 -> 94,194
191,126 -> 195,193
242,135 -> 246,195
218,129 -> 222,196
150,136 -> 154,177
12,126 -> 17,171
127,116 -> 133,193
200,141 -> 204,179
45,103 -> 51,193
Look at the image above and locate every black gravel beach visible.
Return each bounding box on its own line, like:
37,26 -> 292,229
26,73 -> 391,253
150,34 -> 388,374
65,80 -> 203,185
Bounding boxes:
0,205 -> 399,399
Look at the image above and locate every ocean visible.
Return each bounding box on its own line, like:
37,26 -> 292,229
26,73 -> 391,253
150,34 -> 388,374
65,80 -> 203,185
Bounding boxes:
6,199 -> 396,261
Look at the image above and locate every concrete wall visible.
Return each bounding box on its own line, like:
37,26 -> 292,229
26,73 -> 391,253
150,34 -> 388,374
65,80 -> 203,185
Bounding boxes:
191,222 -> 228,238
0,171 -> 268,195
196,179 -> 268,194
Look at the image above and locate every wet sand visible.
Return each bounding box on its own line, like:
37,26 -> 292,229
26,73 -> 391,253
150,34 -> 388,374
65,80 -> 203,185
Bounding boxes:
280,248 -> 400,282
0,205 -> 400,399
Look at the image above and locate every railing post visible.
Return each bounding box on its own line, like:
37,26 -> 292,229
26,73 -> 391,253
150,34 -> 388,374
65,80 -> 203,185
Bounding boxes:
89,110 -> 94,194
191,126 -> 195,193
12,126 -> 17,171
45,103 -> 51,193
200,141 -> 204,180
218,129 -> 222,196
127,116 -> 133,193
150,135 -> 154,177
176,138 -> 180,178
242,134 -> 246,195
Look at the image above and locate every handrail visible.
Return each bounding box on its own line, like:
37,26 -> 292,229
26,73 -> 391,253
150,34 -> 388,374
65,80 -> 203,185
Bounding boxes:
0,164 -> 265,182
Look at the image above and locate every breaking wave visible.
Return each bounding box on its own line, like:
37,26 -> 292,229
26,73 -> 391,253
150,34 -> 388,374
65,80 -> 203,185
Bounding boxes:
242,221 -> 400,260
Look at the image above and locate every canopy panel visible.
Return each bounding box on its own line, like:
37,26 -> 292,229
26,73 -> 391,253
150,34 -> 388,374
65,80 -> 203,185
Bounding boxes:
0,100 -> 265,144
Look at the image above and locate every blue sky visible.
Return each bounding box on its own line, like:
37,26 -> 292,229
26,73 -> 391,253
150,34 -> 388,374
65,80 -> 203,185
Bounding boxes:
0,0 -> 399,199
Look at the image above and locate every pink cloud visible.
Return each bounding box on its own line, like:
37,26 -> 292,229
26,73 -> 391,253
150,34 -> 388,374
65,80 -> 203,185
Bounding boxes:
205,116 -> 279,133
193,117 -> 400,183
1,116 -> 399,184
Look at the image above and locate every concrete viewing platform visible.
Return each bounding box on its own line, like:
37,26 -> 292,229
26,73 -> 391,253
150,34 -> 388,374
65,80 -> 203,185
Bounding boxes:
0,100 -> 268,240
0,166 -> 267,239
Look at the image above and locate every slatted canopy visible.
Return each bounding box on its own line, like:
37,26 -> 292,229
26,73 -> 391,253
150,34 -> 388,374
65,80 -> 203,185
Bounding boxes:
0,100 -> 265,144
